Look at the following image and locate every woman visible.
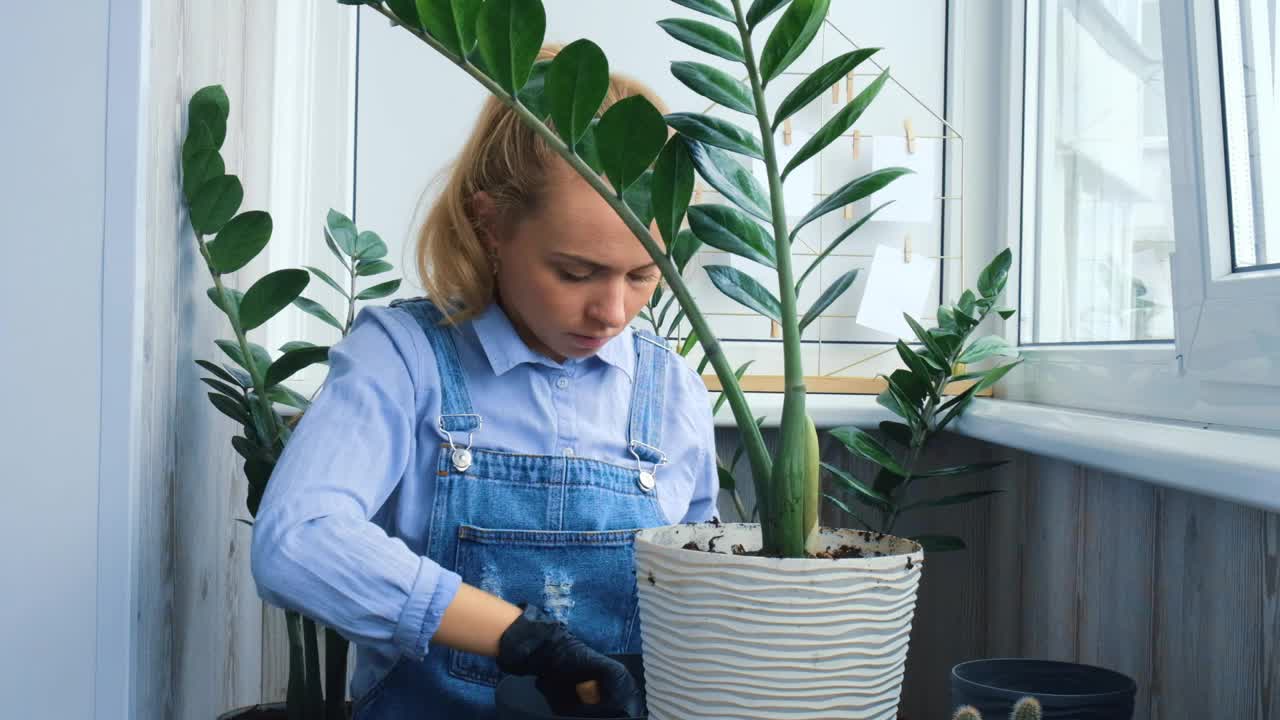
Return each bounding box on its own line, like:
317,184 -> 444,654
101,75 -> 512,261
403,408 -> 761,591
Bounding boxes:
250,47 -> 718,719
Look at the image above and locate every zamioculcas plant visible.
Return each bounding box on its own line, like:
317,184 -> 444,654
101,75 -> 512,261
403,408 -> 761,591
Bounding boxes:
341,0 -> 921,558
182,86 -> 401,720
823,251 -> 1021,551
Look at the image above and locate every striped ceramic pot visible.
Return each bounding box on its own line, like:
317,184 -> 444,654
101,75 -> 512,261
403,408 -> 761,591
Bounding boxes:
633,522 -> 924,720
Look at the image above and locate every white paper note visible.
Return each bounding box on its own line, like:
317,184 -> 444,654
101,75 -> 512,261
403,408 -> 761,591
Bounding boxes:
869,136 -> 941,223
855,244 -> 936,338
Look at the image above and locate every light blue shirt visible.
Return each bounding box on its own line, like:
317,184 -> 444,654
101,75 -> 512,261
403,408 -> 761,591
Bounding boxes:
250,301 -> 718,675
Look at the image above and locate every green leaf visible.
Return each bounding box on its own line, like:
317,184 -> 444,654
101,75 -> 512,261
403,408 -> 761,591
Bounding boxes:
665,113 -> 763,160
207,287 -> 243,324
883,373 -> 924,428
279,341 -> 320,354
978,248 -> 1013,298
387,0 -> 421,28
904,313 -> 951,368
206,211 -> 272,274
240,269 -> 310,331
912,534 -> 966,552
936,305 -> 958,334
354,230 -> 388,260
268,385 -> 311,411
746,0 -> 790,29
669,61 -> 755,116
188,85 -> 229,149
182,149 -> 225,205
685,139 -> 772,221
773,48 -> 878,131
326,210 -> 358,256
671,227 -> 702,273
973,359 -> 1021,394
705,264 -> 781,323
996,306 -> 1017,320
791,167 -> 910,238
356,259 -> 395,277
718,463 -> 737,491
657,18 -> 744,63
197,359 -> 245,388
202,377 -> 245,402
304,266 -> 350,299
876,386 -> 908,422
823,492 -> 875,531
878,421 -> 913,448
622,171 -> 656,227
220,362 -> 254,388
820,462 -> 892,508
208,392 -> 251,427
597,95 -> 668,193
687,204 -> 776,268
356,279 -> 402,301
266,346 -> 331,388
896,340 -> 940,390
887,368 -> 929,406
794,201 -> 891,293
232,435 -> 269,464
517,59 -> 553,119
573,120 -> 605,175
759,0 -> 830,85
415,0 -> 484,55
830,426 -> 906,477
915,460 -> 1009,478
713,360 -> 755,416
782,69 -> 891,181
651,137 -> 695,250
901,490 -> 1003,513
957,336 -> 1018,364
546,39 -> 610,146
475,0 -> 546,94
189,176 -> 244,236
799,269 -> 857,332
958,289 -> 977,317
673,0 -> 736,22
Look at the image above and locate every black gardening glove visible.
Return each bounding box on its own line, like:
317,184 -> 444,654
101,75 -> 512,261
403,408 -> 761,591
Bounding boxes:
497,605 -> 645,719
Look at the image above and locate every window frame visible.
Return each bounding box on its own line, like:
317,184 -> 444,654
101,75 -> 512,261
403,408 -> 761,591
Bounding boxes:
996,0 -> 1280,433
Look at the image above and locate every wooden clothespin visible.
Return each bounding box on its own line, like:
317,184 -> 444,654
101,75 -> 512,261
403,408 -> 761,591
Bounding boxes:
904,117 -> 917,154
843,204 -> 854,220
771,320 -> 782,338
783,117 -> 793,146
852,129 -> 862,160
693,182 -> 703,204
903,234 -> 913,264
831,79 -> 840,104
846,72 -> 855,102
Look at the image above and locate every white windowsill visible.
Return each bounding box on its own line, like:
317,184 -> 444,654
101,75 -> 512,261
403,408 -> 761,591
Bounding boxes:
717,394 -> 1280,514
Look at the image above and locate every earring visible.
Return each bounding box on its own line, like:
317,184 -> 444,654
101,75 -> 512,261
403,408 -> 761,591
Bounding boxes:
487,248 -> 500,277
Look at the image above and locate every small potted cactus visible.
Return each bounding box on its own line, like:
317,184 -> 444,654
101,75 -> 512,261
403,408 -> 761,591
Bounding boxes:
953,696 -> 1042,720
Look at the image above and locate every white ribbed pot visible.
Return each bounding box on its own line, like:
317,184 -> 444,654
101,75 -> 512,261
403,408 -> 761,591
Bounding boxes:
633,522 -> 924,720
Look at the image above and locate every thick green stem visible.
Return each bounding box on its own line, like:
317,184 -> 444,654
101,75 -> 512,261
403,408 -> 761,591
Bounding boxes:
731,0 -> 808,557
371,3 -> 774,512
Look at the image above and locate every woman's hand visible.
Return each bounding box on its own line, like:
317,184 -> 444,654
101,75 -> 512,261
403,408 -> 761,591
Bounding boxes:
497,604 -> 646,718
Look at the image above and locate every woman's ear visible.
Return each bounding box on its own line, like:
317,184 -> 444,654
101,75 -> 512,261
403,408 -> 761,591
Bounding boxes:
469,190 -> 500,251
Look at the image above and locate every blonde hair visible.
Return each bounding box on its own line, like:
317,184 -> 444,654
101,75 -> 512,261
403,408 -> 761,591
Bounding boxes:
416,44 -> 668,324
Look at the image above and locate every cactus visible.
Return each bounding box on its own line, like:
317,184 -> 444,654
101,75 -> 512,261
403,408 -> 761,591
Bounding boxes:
948,696 -> 1041,720
1011,696 -> 1042,720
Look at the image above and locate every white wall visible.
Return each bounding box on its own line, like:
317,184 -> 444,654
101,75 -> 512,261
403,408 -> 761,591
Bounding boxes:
0,2 -> 109,717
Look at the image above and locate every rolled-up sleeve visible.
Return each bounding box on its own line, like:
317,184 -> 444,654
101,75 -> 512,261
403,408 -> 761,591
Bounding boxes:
250,307 -> 460,661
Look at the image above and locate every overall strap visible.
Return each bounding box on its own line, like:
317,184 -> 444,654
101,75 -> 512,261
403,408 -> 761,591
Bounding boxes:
390,298 -> 481,437
627,329 -> 670,466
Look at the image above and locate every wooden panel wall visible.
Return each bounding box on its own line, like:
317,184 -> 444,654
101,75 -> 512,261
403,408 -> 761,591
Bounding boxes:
715,427 -> 1280,720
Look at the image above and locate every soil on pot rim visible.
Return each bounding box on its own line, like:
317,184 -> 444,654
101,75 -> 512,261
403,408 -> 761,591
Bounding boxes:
677,521 -> 918,561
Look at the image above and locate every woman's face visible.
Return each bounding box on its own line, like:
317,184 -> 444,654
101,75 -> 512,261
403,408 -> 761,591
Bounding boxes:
481,160 -> 663,363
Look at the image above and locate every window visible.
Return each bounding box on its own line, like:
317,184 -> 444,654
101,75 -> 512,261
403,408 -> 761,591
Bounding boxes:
1020,0 -> 1176,344
1217,0 -> 1280,270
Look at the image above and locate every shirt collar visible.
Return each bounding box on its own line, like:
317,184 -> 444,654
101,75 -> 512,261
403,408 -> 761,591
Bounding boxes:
471,301 -> 635,380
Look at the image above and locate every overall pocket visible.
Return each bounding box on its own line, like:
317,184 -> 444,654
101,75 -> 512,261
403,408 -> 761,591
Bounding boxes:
447,525 -> 645,688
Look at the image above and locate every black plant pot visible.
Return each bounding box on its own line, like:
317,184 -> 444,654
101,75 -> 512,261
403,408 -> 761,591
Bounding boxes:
496,654 -> 647,720
951,658 -> 1136,720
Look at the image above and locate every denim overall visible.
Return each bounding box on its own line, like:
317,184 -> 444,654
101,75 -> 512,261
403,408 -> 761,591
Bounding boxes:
353,299 -> 670,719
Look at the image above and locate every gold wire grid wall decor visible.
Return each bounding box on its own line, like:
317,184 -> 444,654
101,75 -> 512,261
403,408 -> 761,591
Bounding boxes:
665,16 -> 968,395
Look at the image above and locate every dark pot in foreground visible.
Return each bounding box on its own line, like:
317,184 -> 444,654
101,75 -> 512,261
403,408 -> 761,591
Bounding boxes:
951,658 -> 1136,720
497,654 -> 646,720
217,702 -> 353,720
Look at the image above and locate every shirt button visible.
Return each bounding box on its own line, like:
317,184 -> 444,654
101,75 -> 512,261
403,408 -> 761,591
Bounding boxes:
563,447 -> 575,456
556,376 -> 569,389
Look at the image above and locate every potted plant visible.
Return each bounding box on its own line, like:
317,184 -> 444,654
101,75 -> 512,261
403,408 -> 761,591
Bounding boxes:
336,0 -> 1022,717
951,659 -> 1136,720
180,85 -> 402,720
